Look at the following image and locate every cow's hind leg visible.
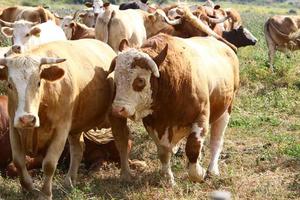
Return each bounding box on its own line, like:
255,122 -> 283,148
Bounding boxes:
264,23 -> 276,71
10,128 -> 34,192
39,122 -> 71,200
186,121 -> 208,182
207,111 -> 230,176
64,133 -> 84,188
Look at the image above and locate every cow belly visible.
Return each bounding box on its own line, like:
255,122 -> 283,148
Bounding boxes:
146,125 -> 191,153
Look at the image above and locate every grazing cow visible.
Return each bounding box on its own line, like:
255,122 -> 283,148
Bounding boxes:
0,6 -> 57,24
264,15 -> 300,70
1,20 -> 66,55
109,34 -> 239,185
95,5 -> 175,52
0,39 -> 124,199
222,26 -> 257,48
64,21 -> 95,40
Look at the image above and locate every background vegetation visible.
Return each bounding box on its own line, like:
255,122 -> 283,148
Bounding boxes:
0,0 -> 299,199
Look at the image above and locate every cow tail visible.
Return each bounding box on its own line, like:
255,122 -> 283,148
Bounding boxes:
37,7 -> 48,23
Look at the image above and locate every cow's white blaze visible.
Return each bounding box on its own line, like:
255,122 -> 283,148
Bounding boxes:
243,27 -> 257,43
93,0 -> 104,15
113,48 -> 155,121
7,56 -> 41,127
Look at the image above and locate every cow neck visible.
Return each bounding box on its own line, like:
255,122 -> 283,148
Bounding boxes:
141,43 -> 199,133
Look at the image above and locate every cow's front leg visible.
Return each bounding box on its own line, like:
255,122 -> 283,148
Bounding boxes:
64,133 -> 84,188
10,127 -> 34,191
186,120 -> 208,182
39,122 -> 71,200
110,114 -> 133,181
157,145 -> 175,186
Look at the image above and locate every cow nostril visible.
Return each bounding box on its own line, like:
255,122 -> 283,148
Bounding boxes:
19,115 -> 36,125
12,45 -> 21,53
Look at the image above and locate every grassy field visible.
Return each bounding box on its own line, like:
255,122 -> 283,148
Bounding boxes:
0,1 -> 299,200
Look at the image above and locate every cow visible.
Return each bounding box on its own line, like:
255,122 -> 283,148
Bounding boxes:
0,6 -> 57,24
0,95 -> 10,174
64,21 -> 95,40
222,26 -> 257,48
0,39 -> 125,199
0,20 -> 66,56
109,33 -> 239,185
264,15 -> 300,70
78,9 -> 97,28
95,5 -> 176,52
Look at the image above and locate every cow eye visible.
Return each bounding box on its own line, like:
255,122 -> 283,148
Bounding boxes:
7,83 -> 13,89
132,77 -> 146,92
25,33 -> 30,37
37,81 -> 40,87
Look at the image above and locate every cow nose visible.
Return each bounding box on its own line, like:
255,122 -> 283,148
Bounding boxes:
112,106 -> 127,117
12,45 -> 21,53
19,115 -> 36,126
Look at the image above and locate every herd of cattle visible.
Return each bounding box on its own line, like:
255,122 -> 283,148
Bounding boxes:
0,0 -> 298,199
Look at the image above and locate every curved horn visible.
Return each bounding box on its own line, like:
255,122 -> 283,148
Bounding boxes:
164,16 -> 182,25
132,57 -> 160,78
0,19 -> 13,27
208,16 -> 229,24
40,57 -> 66,65
72,10 -> 80,20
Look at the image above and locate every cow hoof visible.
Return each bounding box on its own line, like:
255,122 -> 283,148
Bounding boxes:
120,171 -> 134,182
188,163 -> 206,183
129,159 -> 147,171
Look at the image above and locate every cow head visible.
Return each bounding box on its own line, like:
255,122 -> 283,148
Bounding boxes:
0,56 -> 66,128
84,0 -> 104,16
79,9 -> 96,28
110,40 -> 168,121
0,20 -> 40,54
222,26 -> 257,48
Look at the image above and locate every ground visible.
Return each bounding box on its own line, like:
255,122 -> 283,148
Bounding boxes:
0,1 -> 299,200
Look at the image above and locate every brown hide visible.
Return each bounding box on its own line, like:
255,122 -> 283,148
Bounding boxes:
69,22 -> 95,40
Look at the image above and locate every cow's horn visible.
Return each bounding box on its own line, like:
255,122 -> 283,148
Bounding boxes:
72,10 -> 80,20
132,57 -> 160,78
0,19 -> 13,27
208,16 -> 229,24
164,16 -> 182,25
40,57 -> 66,65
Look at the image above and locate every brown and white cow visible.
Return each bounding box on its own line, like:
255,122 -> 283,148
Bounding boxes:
0,39 -> 125,199
109,34 -> 239,185
264,15 -> 300,70
64,21 -> 95,40
0,6 -> 57,24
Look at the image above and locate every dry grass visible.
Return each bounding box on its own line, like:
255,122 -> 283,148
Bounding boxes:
0,1 -> 299,200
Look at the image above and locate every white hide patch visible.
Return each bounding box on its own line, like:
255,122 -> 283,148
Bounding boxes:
192,123 -> 204,142
188,163 -> 206,182
7,56 -> 41,127
113,48 -> 156,121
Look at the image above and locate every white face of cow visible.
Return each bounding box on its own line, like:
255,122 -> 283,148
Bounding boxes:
1,20 -> 41,53
0,56 -> 65,128
112,48 -> 160,121
79,10 -> 96,27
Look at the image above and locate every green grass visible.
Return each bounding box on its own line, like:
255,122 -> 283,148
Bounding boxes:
0,1 -> 299,200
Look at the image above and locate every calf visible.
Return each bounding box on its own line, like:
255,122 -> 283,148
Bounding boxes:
109,34 -> 239,185
64,21 -> 95,40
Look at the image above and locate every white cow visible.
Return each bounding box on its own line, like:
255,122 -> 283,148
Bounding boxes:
1,20 -> 66,55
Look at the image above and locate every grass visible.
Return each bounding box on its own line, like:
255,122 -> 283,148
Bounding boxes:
0,1 -> 299,200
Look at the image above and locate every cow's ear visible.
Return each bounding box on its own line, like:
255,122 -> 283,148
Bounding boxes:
0,59 -> 8,80
108,57 -> 117,74
40,65 -> 65,82
30,27 -> 41,37
103,2 -> 110,7
69,22 -> 76,28
214,5 -> 221,9
153,44 -> 168,67
85,2 -> 93,8
1,27 -> 13,38
119,39 -> 130,52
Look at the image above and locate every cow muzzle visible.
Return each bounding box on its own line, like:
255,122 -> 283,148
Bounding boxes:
17,114 -> 38,128
112,106 -> 131,118
12,45 -> 21,54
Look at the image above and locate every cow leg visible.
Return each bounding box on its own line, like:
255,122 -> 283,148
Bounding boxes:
110,114 -> 133,181
157,145 -> 174,186
39,122 -> 71,200
64,133 -> 84,188
207,111 -> 230,176
185,120 -> 208,182
10,127 -> 34,191
264,29 -> 276,71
